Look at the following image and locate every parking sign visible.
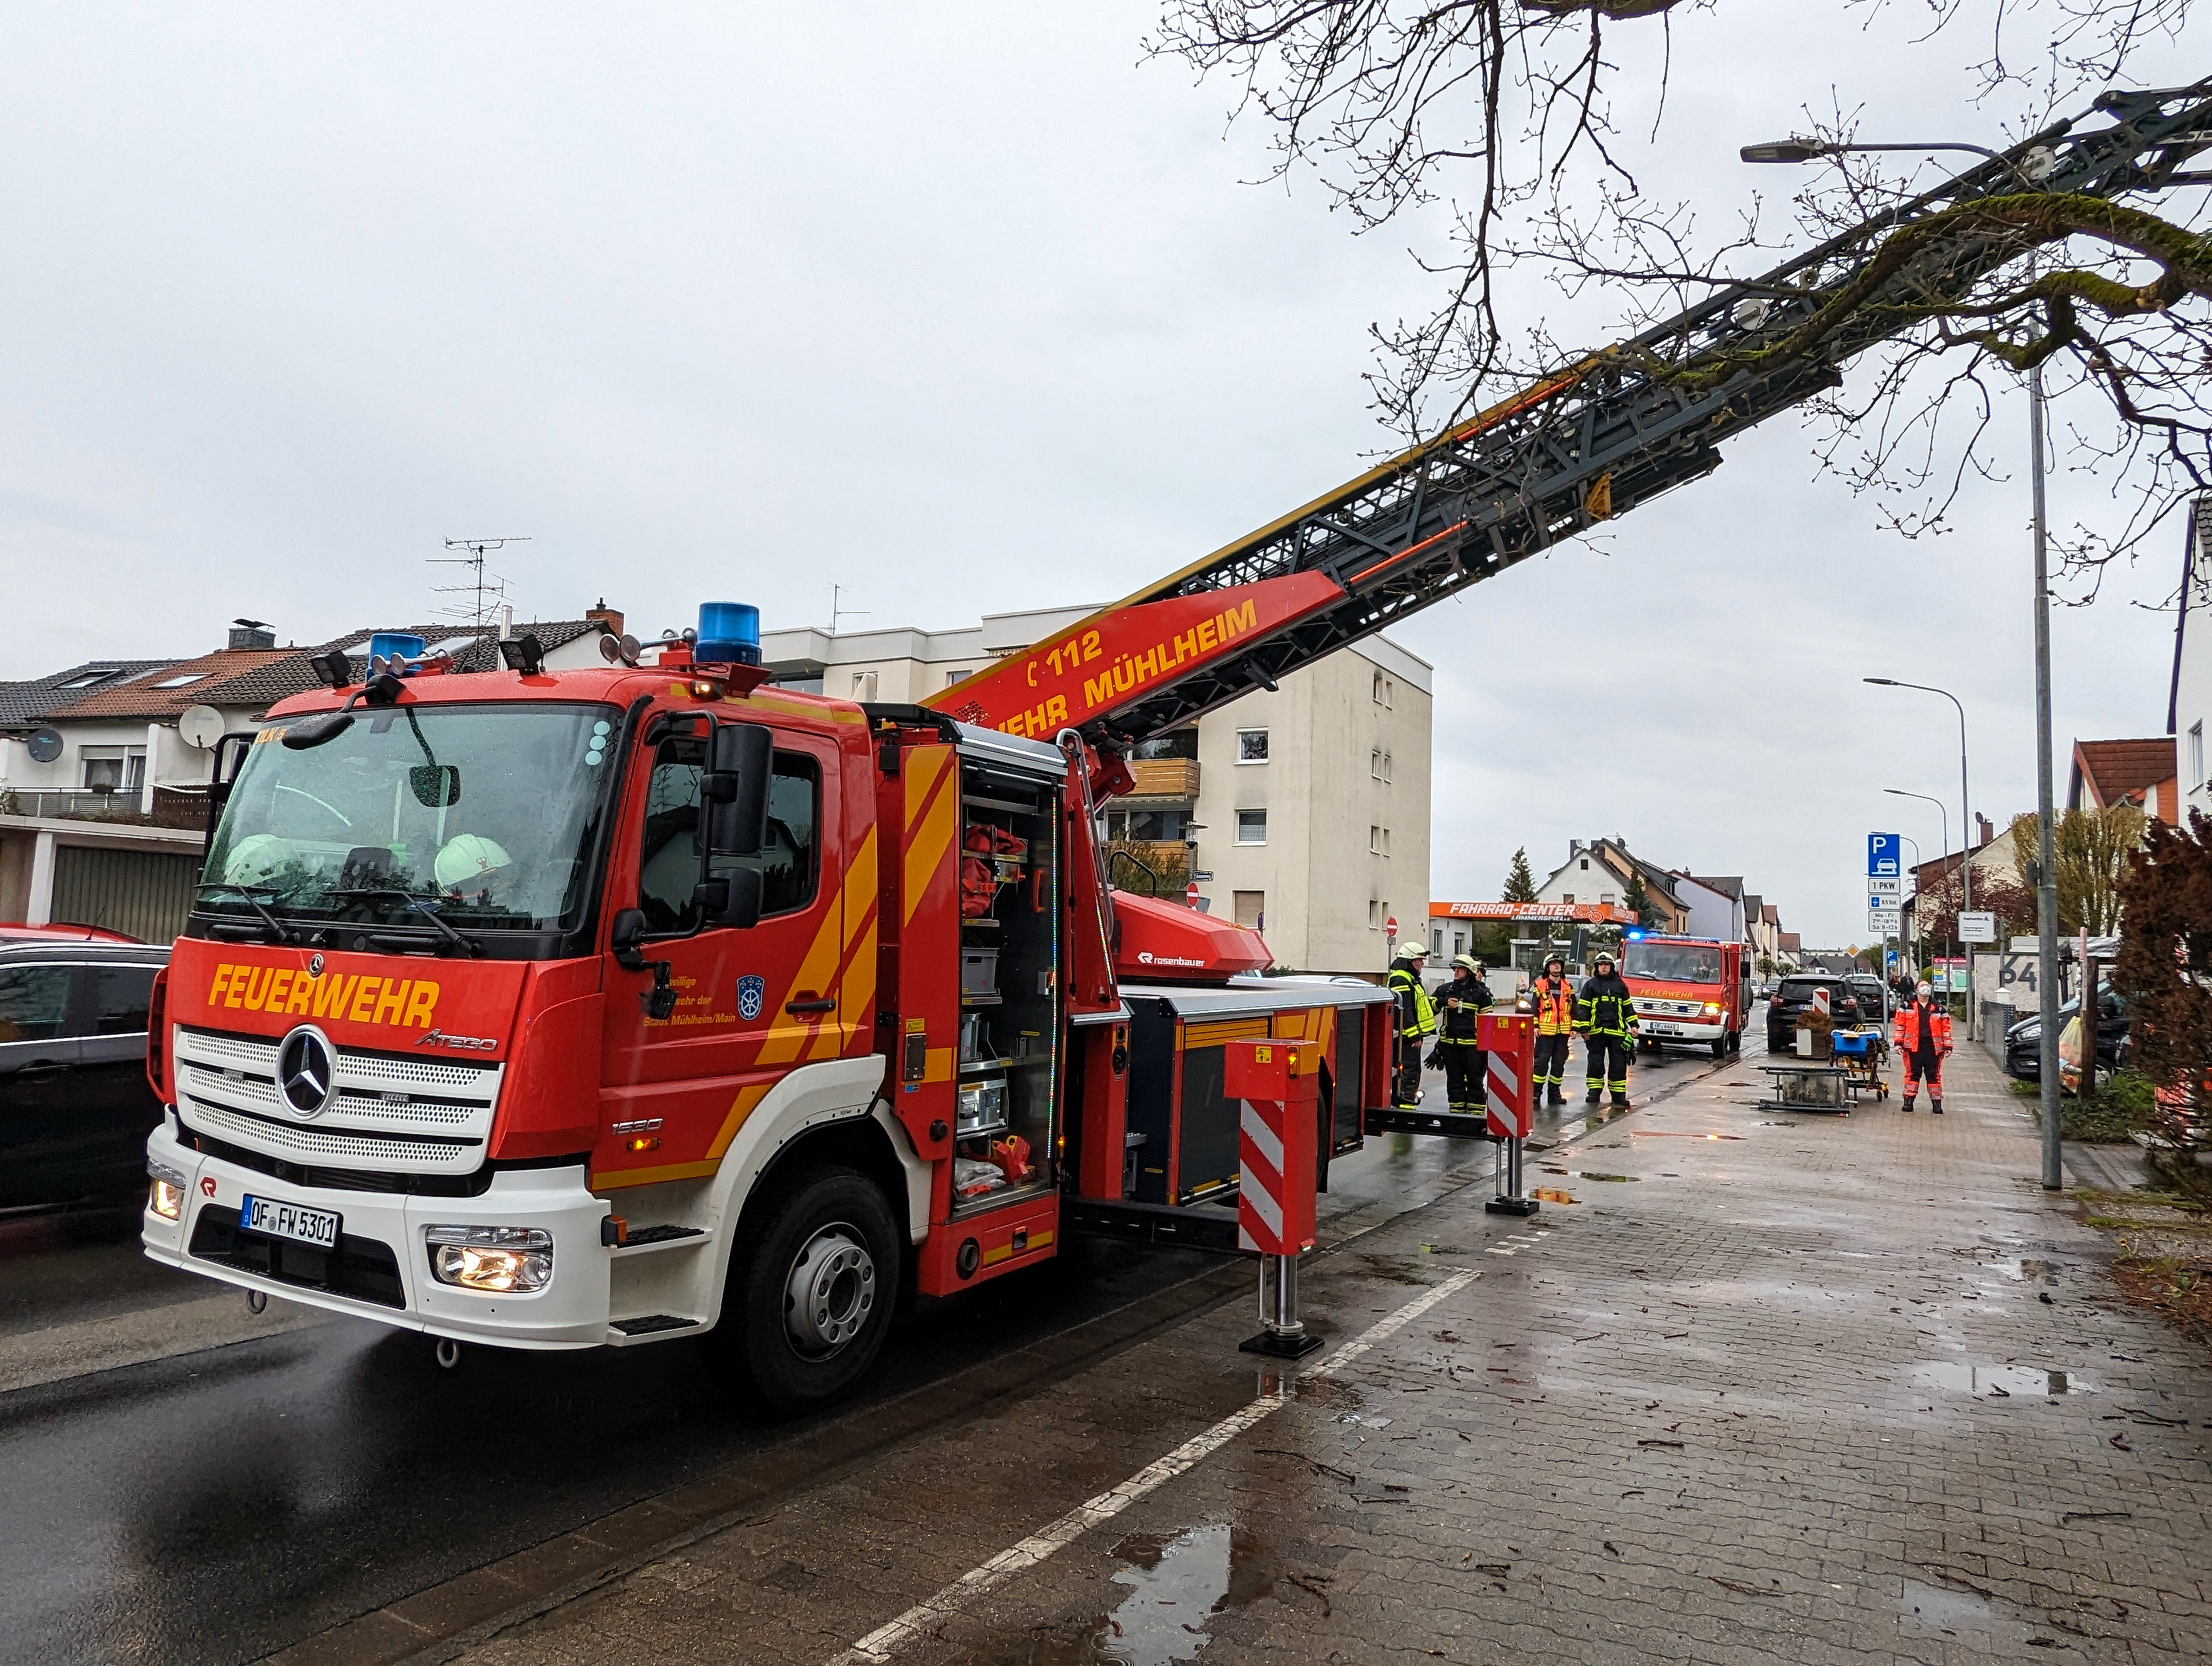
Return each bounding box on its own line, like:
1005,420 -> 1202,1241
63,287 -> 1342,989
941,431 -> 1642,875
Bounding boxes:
1867,832 -> 1901,877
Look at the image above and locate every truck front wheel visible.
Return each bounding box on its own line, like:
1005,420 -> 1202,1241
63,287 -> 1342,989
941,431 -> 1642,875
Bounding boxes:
702,1163 -> 899,1414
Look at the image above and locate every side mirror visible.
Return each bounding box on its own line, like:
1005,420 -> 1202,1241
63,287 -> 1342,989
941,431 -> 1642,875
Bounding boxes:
205,732 -> 255,857
281,710 -> 355,750
705,722 -> 771,856
695,869 -> 763,931
609,907 -> 648,968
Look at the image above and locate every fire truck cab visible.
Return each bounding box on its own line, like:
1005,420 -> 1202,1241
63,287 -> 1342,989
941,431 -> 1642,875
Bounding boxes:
1620,934 -> 1746,1059
141,613 -> 1392,1411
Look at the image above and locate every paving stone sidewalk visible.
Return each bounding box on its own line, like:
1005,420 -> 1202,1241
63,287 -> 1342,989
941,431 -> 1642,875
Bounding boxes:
433,1041 -> 2212,1666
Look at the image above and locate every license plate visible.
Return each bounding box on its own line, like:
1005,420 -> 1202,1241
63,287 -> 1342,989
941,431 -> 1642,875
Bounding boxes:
239,1194 -> 341,1250
1647,1023 -> 1680,1035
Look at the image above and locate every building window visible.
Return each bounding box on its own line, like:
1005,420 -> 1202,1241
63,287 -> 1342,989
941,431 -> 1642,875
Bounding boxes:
851,671 -> 879,701
1369,825 -> 1380,854
945,668 -> 970,687
1106,809 -> 1188,842
1370,747 -> 1382,779
152,672 -> 208,689
1562,893 -> 1574,904
1237,728 -> 1269,763
1368,900 -> 1382,930
1131,728 -> 1198,760
1234,890 -> 1265,930
1372,671 -> 1393,708
1382,750 -> 1392,783
2192,721 -> 2205,790
1601,893 -> 1616,906
1236,809 -> 1267,845
80,747 -> 146,794
1580,858 -> 1590,871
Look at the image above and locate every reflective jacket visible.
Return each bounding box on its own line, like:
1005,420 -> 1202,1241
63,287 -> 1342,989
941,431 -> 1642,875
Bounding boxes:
1387,966 -> 1438,1040
1438,972 -> 1493,1041
1532,975 -> 1576,1036
1574,972 -> 1638,1040
1892,999 -> 1952,1058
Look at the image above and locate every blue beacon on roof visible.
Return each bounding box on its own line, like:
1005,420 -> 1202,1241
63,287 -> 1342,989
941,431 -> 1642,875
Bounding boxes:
695,603 -> 762,667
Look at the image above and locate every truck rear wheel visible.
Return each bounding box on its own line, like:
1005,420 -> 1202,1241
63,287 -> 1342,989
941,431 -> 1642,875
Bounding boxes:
701,1163 -> 899,1415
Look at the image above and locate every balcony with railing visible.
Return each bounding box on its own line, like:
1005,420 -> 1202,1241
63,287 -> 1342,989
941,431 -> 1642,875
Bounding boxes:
1126,758 -> 1200,801
1,786 -> 211,830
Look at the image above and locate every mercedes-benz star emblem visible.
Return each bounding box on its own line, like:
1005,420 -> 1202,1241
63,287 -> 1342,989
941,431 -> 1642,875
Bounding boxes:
307,952 -> 325,978
276,1027 -> 337,1119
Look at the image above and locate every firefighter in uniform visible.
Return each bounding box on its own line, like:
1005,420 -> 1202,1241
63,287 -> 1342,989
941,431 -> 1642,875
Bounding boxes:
1893,978 -> 1952,1112
1530,952 -> 1575,1106
1576,949 -> 1638,1109
1386,943 -> 1437,1108
1430,954 -> 1493,1113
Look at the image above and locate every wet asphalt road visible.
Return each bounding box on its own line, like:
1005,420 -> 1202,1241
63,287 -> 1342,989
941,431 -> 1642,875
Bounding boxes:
0,1042 -> 1736,1666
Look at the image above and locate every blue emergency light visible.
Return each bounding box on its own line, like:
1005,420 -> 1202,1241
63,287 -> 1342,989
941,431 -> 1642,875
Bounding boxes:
1624,926 -> 1647,941
368,632 -> 428,674
694,603 -> 762,667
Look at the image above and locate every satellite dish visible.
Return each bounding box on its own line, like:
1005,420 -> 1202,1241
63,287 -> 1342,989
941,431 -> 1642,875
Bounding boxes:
26,728 -> 62,764
178,706 -> 224,749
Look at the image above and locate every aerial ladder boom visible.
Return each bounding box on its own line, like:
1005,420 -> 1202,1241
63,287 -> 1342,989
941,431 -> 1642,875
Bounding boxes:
930,81 -> 2212,752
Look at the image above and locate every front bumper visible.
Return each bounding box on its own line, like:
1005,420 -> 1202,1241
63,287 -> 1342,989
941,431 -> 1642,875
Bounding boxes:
142,1122 -> 614,1350
1637,1018 -> 1726,1042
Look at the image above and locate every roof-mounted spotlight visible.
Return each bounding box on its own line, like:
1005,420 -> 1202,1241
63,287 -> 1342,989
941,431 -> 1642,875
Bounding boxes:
497,633 -> 546,675
309,649 -> 353,689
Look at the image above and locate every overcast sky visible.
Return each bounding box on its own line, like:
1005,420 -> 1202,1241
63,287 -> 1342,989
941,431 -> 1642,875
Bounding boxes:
4,3 -> 2205,946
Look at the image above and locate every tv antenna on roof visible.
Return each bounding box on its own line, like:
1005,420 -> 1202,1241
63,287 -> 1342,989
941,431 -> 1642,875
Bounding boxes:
433,536 -> 530,625
829,582 -> 869,636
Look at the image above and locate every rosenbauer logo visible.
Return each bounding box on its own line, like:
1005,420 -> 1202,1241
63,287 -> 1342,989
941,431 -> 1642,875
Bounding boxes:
1136,951 -> 1206,968
206,962 -> 440,1030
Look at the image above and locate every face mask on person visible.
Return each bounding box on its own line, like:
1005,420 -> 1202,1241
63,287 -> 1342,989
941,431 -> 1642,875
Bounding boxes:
1916,982 -> 1932,999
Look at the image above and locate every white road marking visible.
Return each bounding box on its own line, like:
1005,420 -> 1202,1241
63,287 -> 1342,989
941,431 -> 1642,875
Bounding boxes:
825,1269 -> 1480,1665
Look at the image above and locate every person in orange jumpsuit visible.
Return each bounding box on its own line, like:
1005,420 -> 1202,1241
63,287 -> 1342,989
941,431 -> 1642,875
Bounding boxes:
1893,978 -> 1953,1113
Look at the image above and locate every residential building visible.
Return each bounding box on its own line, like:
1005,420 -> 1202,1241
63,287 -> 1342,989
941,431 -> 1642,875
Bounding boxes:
1900,818 -> 2025,951
1532,838 -> 1691,933
760,604 -> 1432,972
2067,737 -> 2178,822
0,608 -> 617,940
2167,497 -> 2212,819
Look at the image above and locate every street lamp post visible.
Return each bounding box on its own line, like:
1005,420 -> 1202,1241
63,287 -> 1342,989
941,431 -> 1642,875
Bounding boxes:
1899,834 -> 1923,987
1869,679 -> 1975,1035
1745,128 -> 2061,1184
1886,788 -> 1952,994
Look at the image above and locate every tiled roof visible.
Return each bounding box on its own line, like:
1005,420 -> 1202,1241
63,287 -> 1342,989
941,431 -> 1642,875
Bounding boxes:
2070,738 -> 2175,809
20,619 -> 608,724
1686,873 -> 1744,900
3,659 -> 184,727
35,649 -> 301,722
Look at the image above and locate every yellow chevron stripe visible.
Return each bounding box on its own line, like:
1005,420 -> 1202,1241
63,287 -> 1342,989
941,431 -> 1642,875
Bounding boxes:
903,749 -> 959,925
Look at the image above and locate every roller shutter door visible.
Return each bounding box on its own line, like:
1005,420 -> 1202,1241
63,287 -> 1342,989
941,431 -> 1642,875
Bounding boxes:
50,844 -> 198,945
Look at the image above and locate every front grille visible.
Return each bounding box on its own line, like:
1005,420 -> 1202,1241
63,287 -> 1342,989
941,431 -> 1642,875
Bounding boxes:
175,1024 -> 501,1176
190,1203 -> 406,1308
186,1129 -> 500,1196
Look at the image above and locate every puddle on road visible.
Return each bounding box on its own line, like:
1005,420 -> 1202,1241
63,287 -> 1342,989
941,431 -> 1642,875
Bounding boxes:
1994,1258 -> 2066,1285
1910,1362 -> 2098,1397
1901,1577 -> 1998,1636
1628,1131 -> 1744,1140
1097,1525 -> 1272,1665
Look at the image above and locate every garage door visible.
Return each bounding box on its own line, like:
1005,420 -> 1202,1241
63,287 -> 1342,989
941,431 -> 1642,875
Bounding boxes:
50,844 -> 200,945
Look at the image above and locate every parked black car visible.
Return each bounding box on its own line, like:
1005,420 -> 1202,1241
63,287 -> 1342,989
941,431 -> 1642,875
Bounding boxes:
1765,974 -> 1864,1048
2004,988 -> 2131,1082
1846,975 -> 1889,1025
0,941 -> 169,1208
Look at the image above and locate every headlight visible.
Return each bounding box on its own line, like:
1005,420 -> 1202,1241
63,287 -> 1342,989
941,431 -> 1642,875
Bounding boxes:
147,1159 -> 188,1221
2017,1024 -> 2041,1042
1702,1002 -> 1722,1015
425,1225 -> 554,1293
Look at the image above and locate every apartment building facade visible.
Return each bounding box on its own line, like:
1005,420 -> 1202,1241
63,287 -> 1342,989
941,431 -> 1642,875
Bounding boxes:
761,604 -> 1432,972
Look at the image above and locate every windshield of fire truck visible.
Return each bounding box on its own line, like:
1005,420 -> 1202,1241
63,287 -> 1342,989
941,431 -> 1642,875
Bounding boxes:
1623,941 -> 1723,984
198,702 -> 621,933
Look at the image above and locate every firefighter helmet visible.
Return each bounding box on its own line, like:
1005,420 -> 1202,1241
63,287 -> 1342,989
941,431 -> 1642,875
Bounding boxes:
1394,941 -> 1429,962
435,832 -> 515,893
1451,954 -> 1482,973
1593,949 -> 1617,969
222,833 -> 296,889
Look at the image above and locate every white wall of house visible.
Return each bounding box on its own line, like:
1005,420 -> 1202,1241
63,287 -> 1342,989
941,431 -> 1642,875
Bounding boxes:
2175,503 -> 2212,821
1673,876 -> 1746,942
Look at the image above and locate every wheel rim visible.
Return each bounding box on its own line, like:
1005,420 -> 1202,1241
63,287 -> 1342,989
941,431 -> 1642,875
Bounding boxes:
781,1224 -> 877,1360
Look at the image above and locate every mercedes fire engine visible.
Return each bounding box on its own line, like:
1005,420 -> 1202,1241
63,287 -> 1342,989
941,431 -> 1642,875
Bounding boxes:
1621,935 -> 1749,1058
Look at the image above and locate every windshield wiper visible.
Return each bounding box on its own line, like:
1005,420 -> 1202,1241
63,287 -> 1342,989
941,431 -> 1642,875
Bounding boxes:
324,887 -> 486,957
197,883 -> 302,944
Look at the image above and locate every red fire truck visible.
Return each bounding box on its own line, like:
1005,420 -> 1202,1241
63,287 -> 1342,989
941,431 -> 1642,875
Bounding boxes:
142,613 -> 1393,1411
1621,934 -> 1748,1059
